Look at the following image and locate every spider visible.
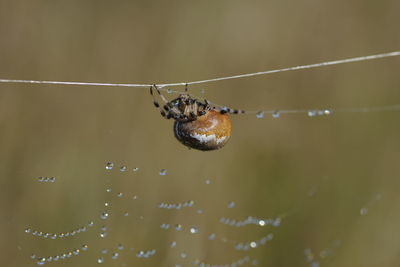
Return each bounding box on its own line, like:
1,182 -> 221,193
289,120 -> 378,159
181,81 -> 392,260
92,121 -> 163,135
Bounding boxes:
150,85 -> 244,151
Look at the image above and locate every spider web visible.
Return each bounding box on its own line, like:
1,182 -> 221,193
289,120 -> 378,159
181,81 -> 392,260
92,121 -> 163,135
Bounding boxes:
12,49 -> 398,267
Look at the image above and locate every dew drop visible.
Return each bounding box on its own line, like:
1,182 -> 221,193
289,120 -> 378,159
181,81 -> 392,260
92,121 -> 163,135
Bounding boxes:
159,169 -> 167,176
175,224 -> 182,231
308,110 -> 317,117
82,244 -> 89,251
180,252 -> 187,259
111,252 -> 119,260
36,257 -> 46,265
272,110 -> 280,118
250,242 -> 257,248
97,257 -> 104,264
255,111 -> 264,119
323,109 -> 332,115
258,220 -> 266,226
189,226 -> 199,234
227,201 -> 236,208
360,207 -> 368,216
167,88 -> 173,94
170,241 -> 177,248
117,192 -> 123,198
132,167 -> 139,172
100,232 -> 107,238
117,244 -> 124,250
87,221 -> 94,227
104,202 -> 110,207
105,162 -> 114,170
25,228 -> 31,233
119,166 -> 127,172
208,233 -> 216,240
100,212 -> 109,220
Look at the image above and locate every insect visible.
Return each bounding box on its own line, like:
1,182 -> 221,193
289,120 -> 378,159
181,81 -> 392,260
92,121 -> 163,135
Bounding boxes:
150,85 -> 244,151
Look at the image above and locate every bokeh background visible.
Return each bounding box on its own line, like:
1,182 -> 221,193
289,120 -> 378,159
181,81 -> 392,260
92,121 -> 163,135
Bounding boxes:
1,0 -> 400,266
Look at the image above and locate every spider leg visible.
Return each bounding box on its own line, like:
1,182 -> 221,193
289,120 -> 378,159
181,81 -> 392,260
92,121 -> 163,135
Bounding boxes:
215,106 -> 245,115
150,85 -> 171,119
150,85 -> 185,120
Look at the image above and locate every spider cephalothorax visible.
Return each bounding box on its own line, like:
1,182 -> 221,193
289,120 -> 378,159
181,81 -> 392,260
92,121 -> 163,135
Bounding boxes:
150,85 -> 244,151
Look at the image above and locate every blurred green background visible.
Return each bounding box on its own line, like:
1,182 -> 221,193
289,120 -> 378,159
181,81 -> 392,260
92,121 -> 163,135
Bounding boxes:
0,0 -> 399,266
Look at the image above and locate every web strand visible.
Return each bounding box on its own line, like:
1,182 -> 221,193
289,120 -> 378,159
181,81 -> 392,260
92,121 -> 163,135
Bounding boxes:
0,51 -> 399,116
0,51 -> 399,89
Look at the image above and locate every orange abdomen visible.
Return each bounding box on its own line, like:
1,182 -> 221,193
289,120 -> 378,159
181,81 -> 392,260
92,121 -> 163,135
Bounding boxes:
173,110 -> 232,151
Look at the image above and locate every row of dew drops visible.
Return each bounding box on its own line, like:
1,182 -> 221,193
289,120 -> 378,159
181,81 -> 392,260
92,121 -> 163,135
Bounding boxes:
100,162 -> 275,265
27,161 -> 355,266
255,109 -> 332,119
27,160 -> 380,265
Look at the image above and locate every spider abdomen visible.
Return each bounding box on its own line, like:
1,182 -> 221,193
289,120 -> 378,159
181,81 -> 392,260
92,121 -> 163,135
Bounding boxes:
173,110 -> 232,151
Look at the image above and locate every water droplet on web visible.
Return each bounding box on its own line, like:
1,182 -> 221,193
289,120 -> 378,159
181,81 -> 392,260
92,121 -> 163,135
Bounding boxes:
25,228 -> 31,233
100,212 -> 109,220
97,257 -> 104,264
119,166 -> 127,172
175,224 -> 182,231
160,223 -> 170,229
105,162 -> 114,170
308,110 -> 317,117
256,111 -> 264,119
272,110 -> 280,118
227,201 -> 236,208
180,252 -> 187,259
117,244 -> 124,250
36,257 -> 46,265
106,188 -> 112,193
250,242 -> 257,248
117,192 -> 123,198
208,233 -> 216,240
169,241 -> 177,248
111,252 -> 119,260
189,226 -> 199,234
360,207 -> 368,215
167,88 -> 173,94
159,169 -> 167,176
100,232 -> 107,238
323,109 -> 332,115
82,245 -> 88,251
104,202 -> 110,207
132,167 -> 139,172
